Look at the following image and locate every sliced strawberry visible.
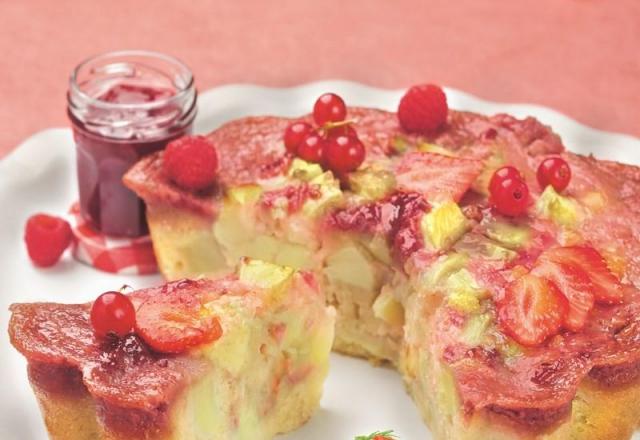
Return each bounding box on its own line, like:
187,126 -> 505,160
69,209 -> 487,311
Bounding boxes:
498,273 -> 568,346
532,259 -> 594,331
136,288 -> 222,354
395,152 -> 483,204
541,246 -> 624,305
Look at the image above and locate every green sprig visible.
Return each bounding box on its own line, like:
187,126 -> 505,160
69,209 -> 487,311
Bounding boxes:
354,430 -> 397,440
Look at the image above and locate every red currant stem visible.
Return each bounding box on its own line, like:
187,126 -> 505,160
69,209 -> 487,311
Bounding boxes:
119,284 -> 134,294
320,118 -> 358,133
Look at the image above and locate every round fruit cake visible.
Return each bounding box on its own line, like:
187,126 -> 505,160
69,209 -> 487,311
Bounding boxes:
124,85 -> 640,439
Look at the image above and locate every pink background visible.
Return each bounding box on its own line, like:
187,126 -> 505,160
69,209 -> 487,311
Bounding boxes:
1,0 -> 639,158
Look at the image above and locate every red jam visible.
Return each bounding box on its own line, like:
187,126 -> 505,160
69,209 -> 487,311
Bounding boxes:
328,191 -> 429,262
68,51 -> 197,237
98,84 -> 174,105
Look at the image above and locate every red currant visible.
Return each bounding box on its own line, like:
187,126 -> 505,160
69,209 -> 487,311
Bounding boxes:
491,177 -> 530,217
90,291 -> 136,338
323,134 -> 366,174
313,93 -> 347,125
537,157 -> 571,192
489,166 -> 523,195
297,132 -> 325,163
283,121 -> 313,154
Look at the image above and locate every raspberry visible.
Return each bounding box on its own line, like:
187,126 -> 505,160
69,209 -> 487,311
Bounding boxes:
163,136 -> 218,191
24,214 -> 73,267
397,84 -> 448,134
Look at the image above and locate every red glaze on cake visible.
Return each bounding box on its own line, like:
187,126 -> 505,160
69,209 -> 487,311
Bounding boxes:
122,94 -> 640,439
9,279 -> 236,411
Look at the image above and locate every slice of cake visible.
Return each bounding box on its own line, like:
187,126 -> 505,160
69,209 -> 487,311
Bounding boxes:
9,259 -> 335,440
124,86 -> 640,439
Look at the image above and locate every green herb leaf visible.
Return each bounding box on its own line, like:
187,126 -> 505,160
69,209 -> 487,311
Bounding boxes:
354,430 -> 397,440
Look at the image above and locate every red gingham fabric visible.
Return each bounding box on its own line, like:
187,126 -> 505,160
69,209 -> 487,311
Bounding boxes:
68,203 -> 158,275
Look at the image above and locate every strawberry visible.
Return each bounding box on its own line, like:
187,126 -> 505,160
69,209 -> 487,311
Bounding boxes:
395,152 -> 484,204
397,84 -> 448,134
498,273 -> 569,346
541,246 -> 624,305
532,258 -> 594,331
136,285 -> 223,353
163,135 -> 218,191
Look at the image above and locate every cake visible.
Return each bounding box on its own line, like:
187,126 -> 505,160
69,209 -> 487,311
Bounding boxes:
9,259 -> 335,439
123,86 -> 640,439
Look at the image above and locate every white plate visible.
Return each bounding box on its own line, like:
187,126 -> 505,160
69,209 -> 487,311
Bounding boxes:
2,81 -> 640,440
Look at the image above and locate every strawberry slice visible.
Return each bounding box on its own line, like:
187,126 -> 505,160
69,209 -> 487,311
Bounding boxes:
498,273 -> 569,346
395,152 -> 483,204
541,246 -> 624,305
136,287 -> 222,354
532,259 -> 594,331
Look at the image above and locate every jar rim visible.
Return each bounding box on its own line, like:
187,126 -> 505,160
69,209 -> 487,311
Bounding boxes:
69,49 -> 195,111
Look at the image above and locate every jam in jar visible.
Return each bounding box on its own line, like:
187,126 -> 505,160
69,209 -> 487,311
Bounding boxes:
68,50 -> 197,237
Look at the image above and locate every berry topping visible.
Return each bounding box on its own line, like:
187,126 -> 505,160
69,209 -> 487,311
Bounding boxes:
297,132 -> 325,163
540,246 -> 624,305
90,291 -> 136,338
283,121 -> 313,154
24,214 -> 73,267
504,246 -> 625,339
395,152 -> 483,204
163,135 -> 218,191
537,157 -> 571,192
136,282 -> 223,353
329,191 -> 429,262
532,257 -> 594,331
313,93 -> 347,125
323,134 -> 366,174
282,94 -> 367,173
490,176 -> 530,217
489,165 -> 523,195
397,84 -> 448,134
498,273 -> 568,346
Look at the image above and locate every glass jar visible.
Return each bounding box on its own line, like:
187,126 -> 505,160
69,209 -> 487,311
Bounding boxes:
67,50 -> 197,237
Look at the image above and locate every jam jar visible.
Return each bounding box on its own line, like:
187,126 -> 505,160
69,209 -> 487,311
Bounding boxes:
68,50 -> 197,237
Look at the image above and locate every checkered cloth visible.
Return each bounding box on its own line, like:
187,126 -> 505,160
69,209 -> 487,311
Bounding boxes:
68,203 -> 158,275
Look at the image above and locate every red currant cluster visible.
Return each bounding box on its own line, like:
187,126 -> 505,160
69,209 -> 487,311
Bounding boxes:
284,93 -> 366,174
489,157 -> 571,217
